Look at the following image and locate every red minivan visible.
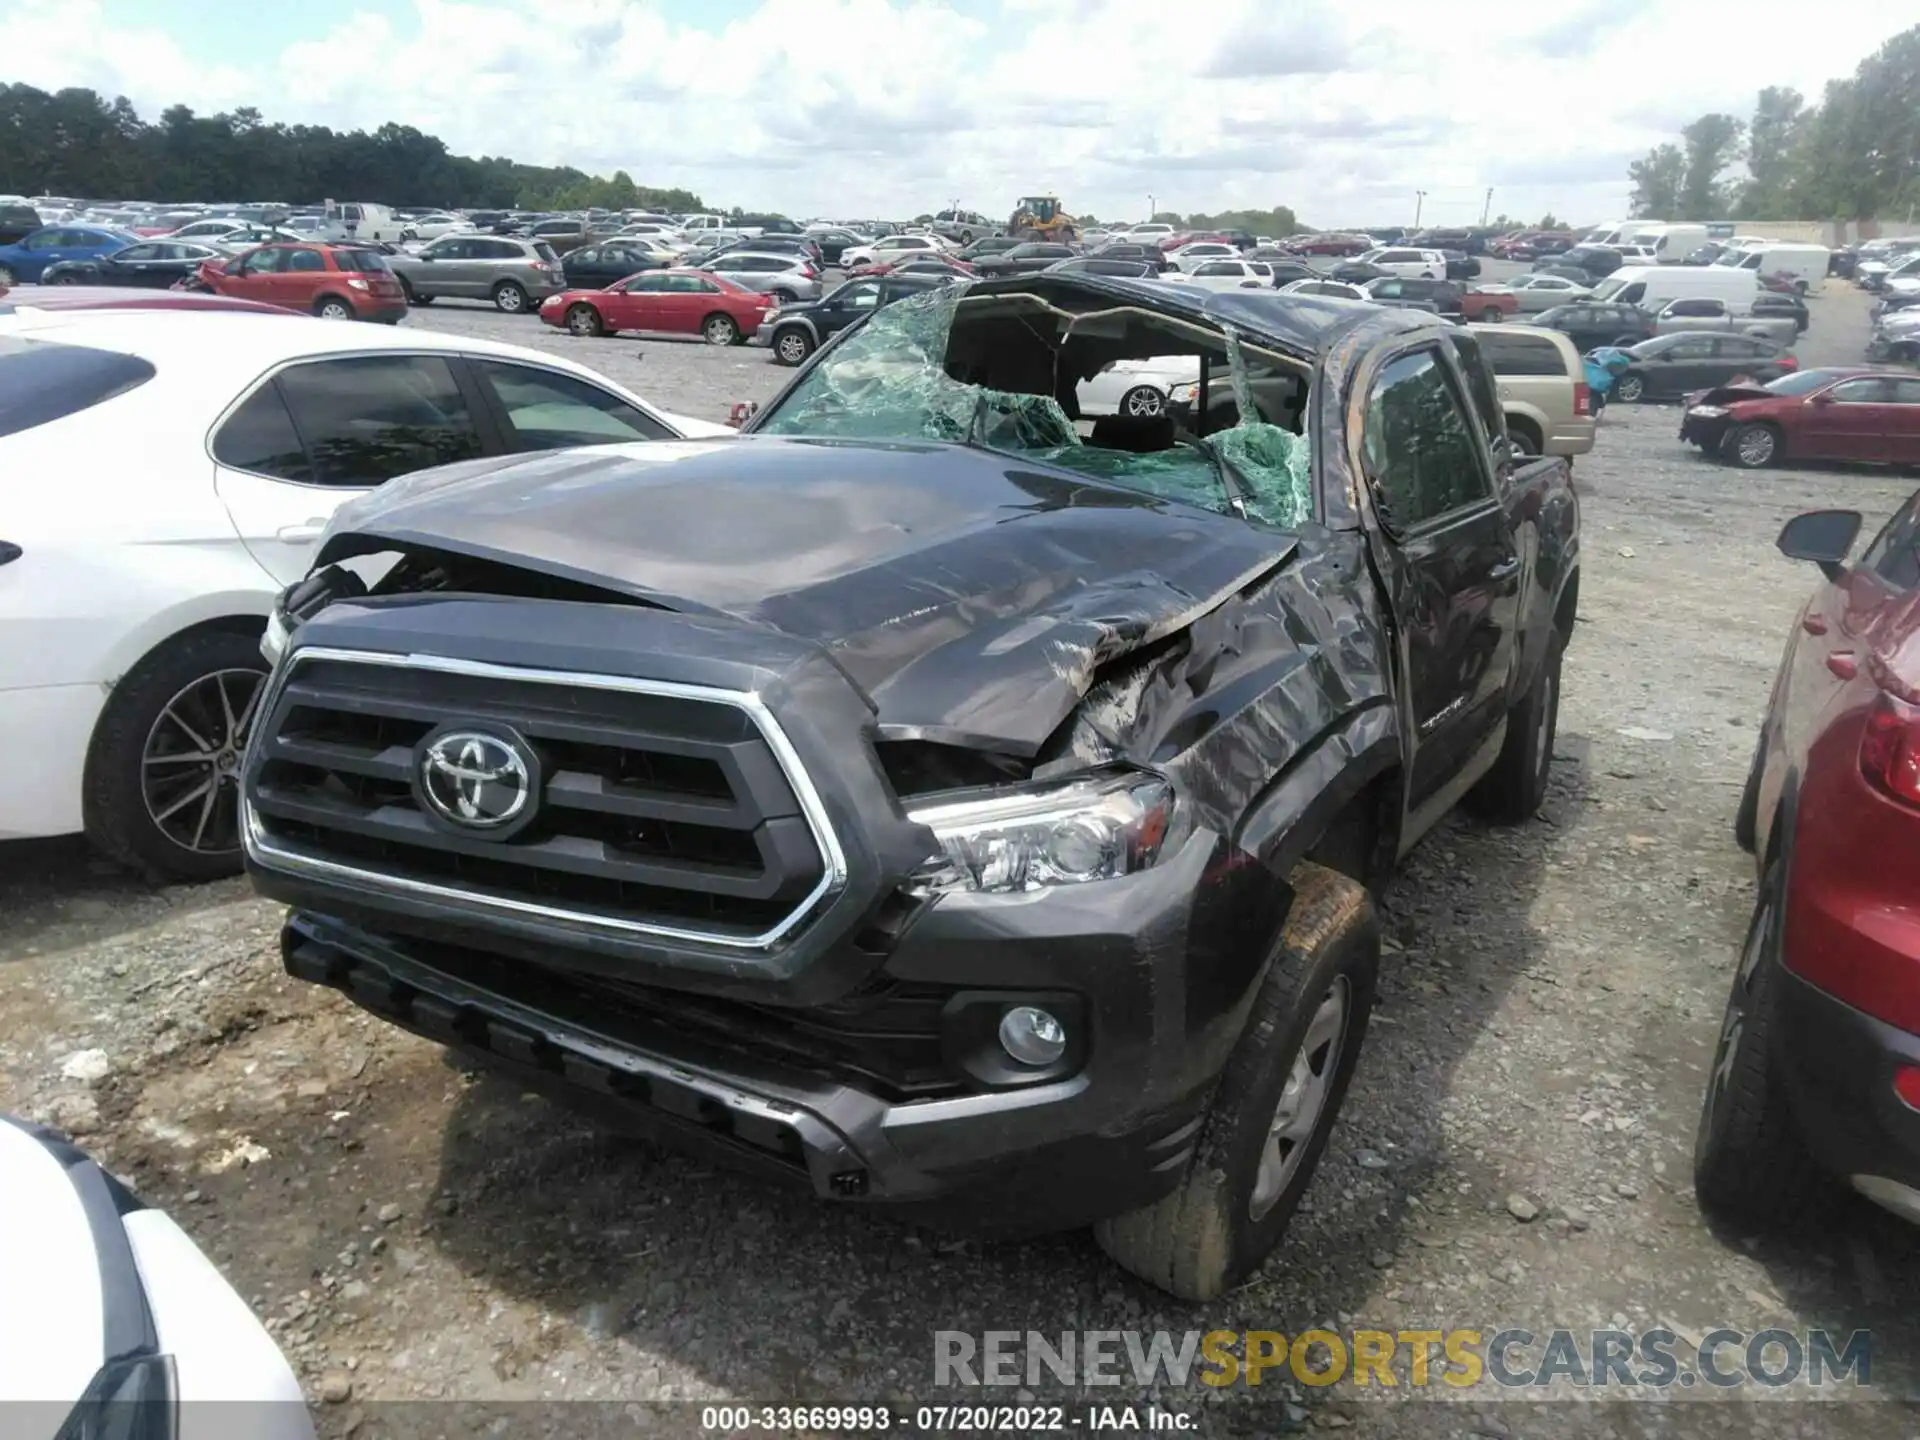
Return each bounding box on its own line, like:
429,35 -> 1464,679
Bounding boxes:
195,242 -> 407,323
1697,500 -> 1920,1229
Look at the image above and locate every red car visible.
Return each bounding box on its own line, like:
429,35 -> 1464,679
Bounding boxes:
195,242 -> 407,322
1699,501 -> 1920,1230
538,267 -> 771,344
1287,233 -> 1370,257
1679,367 -> 1920,469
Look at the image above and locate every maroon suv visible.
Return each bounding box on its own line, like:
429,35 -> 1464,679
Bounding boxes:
1698,501 -> 1920,1229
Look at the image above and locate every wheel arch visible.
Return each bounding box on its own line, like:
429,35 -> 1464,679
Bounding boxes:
1233,702 -> 1403,887
1503,406 -> 1547,452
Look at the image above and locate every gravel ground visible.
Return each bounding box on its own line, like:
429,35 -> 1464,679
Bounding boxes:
4,271 -> 1917,1437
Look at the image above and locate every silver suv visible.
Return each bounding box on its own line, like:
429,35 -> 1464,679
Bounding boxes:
387,235 -> 567,313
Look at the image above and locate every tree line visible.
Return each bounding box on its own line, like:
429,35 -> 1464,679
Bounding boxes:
1627,24 -> 1919,221
0,84 -> 708,214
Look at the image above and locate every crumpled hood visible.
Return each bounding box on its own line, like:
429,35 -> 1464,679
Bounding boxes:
313,436 -> 1297,752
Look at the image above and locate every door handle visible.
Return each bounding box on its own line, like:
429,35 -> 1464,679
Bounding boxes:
1826,651 -> 1857,680
1488,558 -> 1521,583
275,521 -> 328,544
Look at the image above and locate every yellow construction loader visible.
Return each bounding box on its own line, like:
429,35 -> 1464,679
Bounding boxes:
1008,195 -> 1078,243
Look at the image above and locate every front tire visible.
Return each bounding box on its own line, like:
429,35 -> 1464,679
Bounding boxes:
1727,422 -> 1780,469
1613,372 -> 1646,403
772,327 -> 814,366
81,629 -> 269,884
1094,863 -> 1378,1300
492,280 -> 530,314
1118,385 -> 1165,418
566,303 -> 604,337
1478,307 -> 1503,323
1693,863 -> 1833,1224
1468,633 -> 1562,823
703,312 -> 741,345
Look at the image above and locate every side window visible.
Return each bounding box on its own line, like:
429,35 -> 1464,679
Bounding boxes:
838,281 -> 882,309
211,383 -> 314,482
286,249 -> 325,272
1196,262 -> 1239,276
624,274 -> 670,293
1665,338 -> 1715,359
470,360 -> 671,449
572,246 -> 600,264
1477,333 -> 1567,377
1361,350 -> 1493,529
1713,337 -> 1766,358
1894,380 -> 1920,405
1861,494 -> 1920,591
429,238 -> 469,260
1830,379 -> 1894,403
115,244 -> 158,262
1372,280 -> 1403,298
1618,283 -> 1646,304
272,355 -> 483,487
1667,299 -> 1720,317
239,247 -> 288,274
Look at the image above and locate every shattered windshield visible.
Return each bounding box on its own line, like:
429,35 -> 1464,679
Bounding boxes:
751,284 -> 1314,529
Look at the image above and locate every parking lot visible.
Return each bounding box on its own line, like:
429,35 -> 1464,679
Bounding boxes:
4,267 -> 1918,1435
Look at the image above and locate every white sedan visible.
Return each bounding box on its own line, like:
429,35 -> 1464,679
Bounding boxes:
1479,273 -> 1593,312
1167,242 -> 1242,273
1077,356 -> 1199,417
1,1114 -> 315,1440
0,306 -> 727,880
401,212 -> 473,241
1168,258 -> 1276,292
839,234 -> 948,270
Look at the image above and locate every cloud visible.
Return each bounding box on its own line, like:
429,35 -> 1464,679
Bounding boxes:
4,0 -> 1916,226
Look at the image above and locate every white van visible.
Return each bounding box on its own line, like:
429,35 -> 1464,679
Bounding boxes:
1589,265 -> 1760,313
319,201 -> 408,243
1715,243 -> 1830,292
1623,223 -> 1708,263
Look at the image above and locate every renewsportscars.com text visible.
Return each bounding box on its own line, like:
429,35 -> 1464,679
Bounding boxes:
933,1328 -> 1873,1391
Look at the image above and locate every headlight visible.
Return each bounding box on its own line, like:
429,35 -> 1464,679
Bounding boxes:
1688,405 -> 1728,418
909,768 -> 1179,895
260,604 -> 292,666
1167,382 -> 1197,403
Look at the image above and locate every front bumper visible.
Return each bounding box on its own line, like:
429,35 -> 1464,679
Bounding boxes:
274,826 -> 1261,1234
1772,967 -> 1920,1216
1679,410 -> 1734,451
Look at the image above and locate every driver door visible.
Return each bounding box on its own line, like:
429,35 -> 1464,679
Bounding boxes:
1358,344 -> 1523,812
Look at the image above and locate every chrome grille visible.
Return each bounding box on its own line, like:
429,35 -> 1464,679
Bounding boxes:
243,649 -> 846,948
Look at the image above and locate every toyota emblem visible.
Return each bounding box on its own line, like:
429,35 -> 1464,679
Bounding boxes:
417,730 -> 535,831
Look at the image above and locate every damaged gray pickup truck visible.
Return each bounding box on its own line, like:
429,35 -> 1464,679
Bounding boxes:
241,274 -> 1579,1299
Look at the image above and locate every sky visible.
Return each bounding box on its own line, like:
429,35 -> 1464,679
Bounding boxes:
6,0 -> 1915,226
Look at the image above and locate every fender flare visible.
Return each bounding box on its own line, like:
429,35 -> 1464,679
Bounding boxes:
1232,702 -> 1401,880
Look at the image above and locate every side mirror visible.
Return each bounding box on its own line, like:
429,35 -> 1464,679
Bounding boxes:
418,252 -> 435,262
1777,509 -> 1861,581
1808,392 -> 1832,405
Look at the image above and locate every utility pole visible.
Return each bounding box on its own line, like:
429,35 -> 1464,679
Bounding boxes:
1148,192 -> 1156,222
1415,190 -> 1426,227
1480,187 -> 1493,226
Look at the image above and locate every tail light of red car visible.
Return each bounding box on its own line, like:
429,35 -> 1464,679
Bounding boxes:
1897,1066 -> 1920,1111
1573,381 -> 1591,417
1859,690 -> 1920,808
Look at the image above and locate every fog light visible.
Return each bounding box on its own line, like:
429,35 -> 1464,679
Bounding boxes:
998,1006 -> 1066,1067
1896,1066 -> 1920,1112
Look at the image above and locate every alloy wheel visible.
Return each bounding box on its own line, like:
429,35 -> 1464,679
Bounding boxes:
1121,386 -> 1165,418
1250,979 -> 1350,1220
1736,427 -> 1777,467
140,668 -> 265,855
776,331 -> 810,364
